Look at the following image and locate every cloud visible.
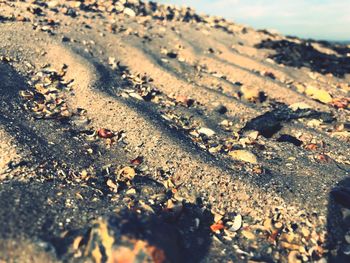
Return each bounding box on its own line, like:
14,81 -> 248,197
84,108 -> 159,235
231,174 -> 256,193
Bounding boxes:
154,0 -> 350,40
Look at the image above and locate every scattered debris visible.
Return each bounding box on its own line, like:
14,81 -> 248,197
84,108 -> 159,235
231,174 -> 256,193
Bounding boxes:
0,1 -> 349,262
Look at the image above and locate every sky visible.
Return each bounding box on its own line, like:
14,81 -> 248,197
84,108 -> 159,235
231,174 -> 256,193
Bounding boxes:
153,0 -> 350,41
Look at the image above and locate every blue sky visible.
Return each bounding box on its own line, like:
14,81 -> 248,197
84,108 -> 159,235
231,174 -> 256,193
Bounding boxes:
154,0 -> 350,41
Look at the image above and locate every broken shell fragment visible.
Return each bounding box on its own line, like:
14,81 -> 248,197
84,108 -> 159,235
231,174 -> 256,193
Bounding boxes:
123,8 -> 136,17
228,150 -> 258,164
305,86 -> 332,104
227,214 -> 242,232
198,127 -> 216,137
106,179 -> 118,192
116,166 -> 136,182
289,102 -> 311,111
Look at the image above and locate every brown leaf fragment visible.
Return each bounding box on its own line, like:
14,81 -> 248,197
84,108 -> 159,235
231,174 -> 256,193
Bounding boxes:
331,98 -> 349,109
130,156 -> 143,165
210,221 -> 225,232
263,71 -> 276,79
16,14 -> 27,22
268,229 -> 280,243
175,95 -> 195,107
97,128 -> 114,138
316,154 -> 330,163
304,143 -> 318,151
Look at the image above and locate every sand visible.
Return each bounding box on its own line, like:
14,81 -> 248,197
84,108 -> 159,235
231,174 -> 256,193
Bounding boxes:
0,0 -> 349,262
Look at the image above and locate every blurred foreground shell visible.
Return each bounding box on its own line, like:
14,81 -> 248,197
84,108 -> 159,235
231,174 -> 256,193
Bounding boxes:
66,211 -> 184,263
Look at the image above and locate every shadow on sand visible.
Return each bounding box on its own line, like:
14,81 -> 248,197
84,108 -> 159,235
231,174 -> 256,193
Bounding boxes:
327,177 -> 350,262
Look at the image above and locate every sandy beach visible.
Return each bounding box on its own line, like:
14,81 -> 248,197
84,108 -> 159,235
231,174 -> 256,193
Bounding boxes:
0,0 -> 349,262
